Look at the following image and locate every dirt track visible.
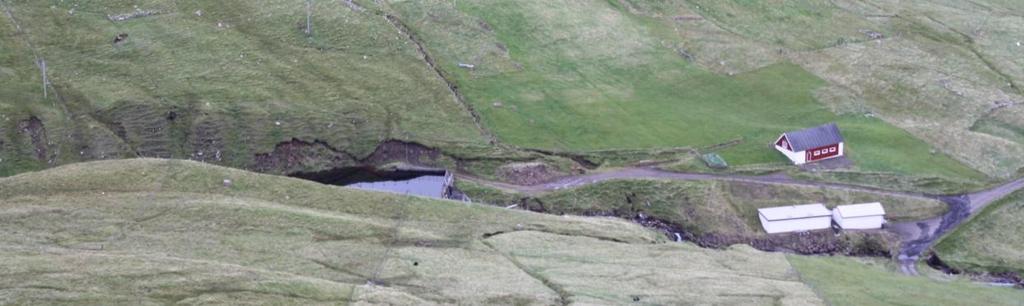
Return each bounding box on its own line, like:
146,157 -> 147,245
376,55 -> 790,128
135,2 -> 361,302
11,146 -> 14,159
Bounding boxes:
462,167 -> 935,200
459,168 -> 1024,276
891,177 -> 1024,275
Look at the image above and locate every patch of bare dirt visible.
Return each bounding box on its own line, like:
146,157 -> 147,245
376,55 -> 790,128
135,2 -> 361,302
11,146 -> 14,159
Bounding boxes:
927,252 -> 1023,288
257,139 -> 465,175
799,156 -> 854,171
17,116 -> 48,162
363,140 -> 444,165
252,138 -> 357,172
496,162 -> 564,185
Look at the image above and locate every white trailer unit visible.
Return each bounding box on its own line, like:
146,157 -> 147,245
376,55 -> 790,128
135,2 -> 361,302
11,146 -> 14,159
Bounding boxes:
758,204 -> 833,234
833,202 -> 886,230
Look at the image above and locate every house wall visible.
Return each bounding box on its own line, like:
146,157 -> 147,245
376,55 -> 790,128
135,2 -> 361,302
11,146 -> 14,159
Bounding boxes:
805,142 -> 843,162
834,213 -> 884,230
759,214 -> 832,234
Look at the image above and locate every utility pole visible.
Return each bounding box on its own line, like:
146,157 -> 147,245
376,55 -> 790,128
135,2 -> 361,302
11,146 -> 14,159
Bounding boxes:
36,59 -> 47,99
305,0 -> 313,37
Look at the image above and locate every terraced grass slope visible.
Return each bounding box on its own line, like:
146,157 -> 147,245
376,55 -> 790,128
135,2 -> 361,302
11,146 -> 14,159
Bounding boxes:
0,159 -> 830,305
934,190 -> 1024,276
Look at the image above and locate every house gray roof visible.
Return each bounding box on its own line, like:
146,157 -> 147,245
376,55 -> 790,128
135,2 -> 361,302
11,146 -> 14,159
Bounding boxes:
758,204 -> 831,221
783,123 -> 844,152
835,202 -> 885,218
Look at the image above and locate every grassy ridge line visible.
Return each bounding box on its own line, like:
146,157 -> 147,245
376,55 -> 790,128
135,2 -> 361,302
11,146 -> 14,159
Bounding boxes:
0,158 -> 660,244
0,158 -> 839,304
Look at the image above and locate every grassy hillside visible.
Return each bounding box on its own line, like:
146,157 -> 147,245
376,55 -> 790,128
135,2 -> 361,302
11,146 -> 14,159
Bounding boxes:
3,159 -> 1020,304
0,159 -> 833,304
1,0 -> 1003,185
387,0 -> 985,182
0,0 -> 489,176
789,255 -> 1024,306
3,0 -> 1018,193
934,190 -> 1024,275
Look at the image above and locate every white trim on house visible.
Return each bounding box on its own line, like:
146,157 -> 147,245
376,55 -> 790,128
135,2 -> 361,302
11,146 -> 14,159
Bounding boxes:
775,143 -> 807,165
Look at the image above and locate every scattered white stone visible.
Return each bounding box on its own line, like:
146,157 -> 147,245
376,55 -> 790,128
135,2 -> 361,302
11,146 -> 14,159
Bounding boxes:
1017,41 -> 1022,47
275,121 -> 281,126
195,10 -> 203,17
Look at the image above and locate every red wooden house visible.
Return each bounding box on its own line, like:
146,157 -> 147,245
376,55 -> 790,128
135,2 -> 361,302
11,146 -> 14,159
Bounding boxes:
774,123 -> 844,165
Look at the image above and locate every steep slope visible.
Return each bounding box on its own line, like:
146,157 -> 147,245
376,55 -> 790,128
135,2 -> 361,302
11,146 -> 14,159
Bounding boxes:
381,0 -> 996,181
0,0 -> 488,176
934,190 -> 1024,277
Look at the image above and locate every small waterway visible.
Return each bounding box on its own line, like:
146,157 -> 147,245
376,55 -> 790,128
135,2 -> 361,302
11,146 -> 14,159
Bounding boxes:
290,166 -> 457,199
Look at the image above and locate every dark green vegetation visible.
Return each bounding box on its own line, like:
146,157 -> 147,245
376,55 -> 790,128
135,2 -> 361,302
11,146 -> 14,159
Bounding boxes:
934,190 -> 1024,276
789,256 -> 1024,306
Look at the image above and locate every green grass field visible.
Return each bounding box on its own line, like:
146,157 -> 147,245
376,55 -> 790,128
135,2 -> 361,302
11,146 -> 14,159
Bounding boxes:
789,255 -> 1024,306
389,0 -> 986,182
934,190 -> 1024,275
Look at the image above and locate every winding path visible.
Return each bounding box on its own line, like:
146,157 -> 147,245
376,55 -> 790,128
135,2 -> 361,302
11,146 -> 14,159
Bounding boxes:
890,177 -> 1024,275
458,167 -> 1024,276
461,167 -> 935,200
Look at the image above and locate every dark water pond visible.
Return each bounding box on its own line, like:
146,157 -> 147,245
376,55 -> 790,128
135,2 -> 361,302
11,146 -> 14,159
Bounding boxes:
290,166 -> 457,199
